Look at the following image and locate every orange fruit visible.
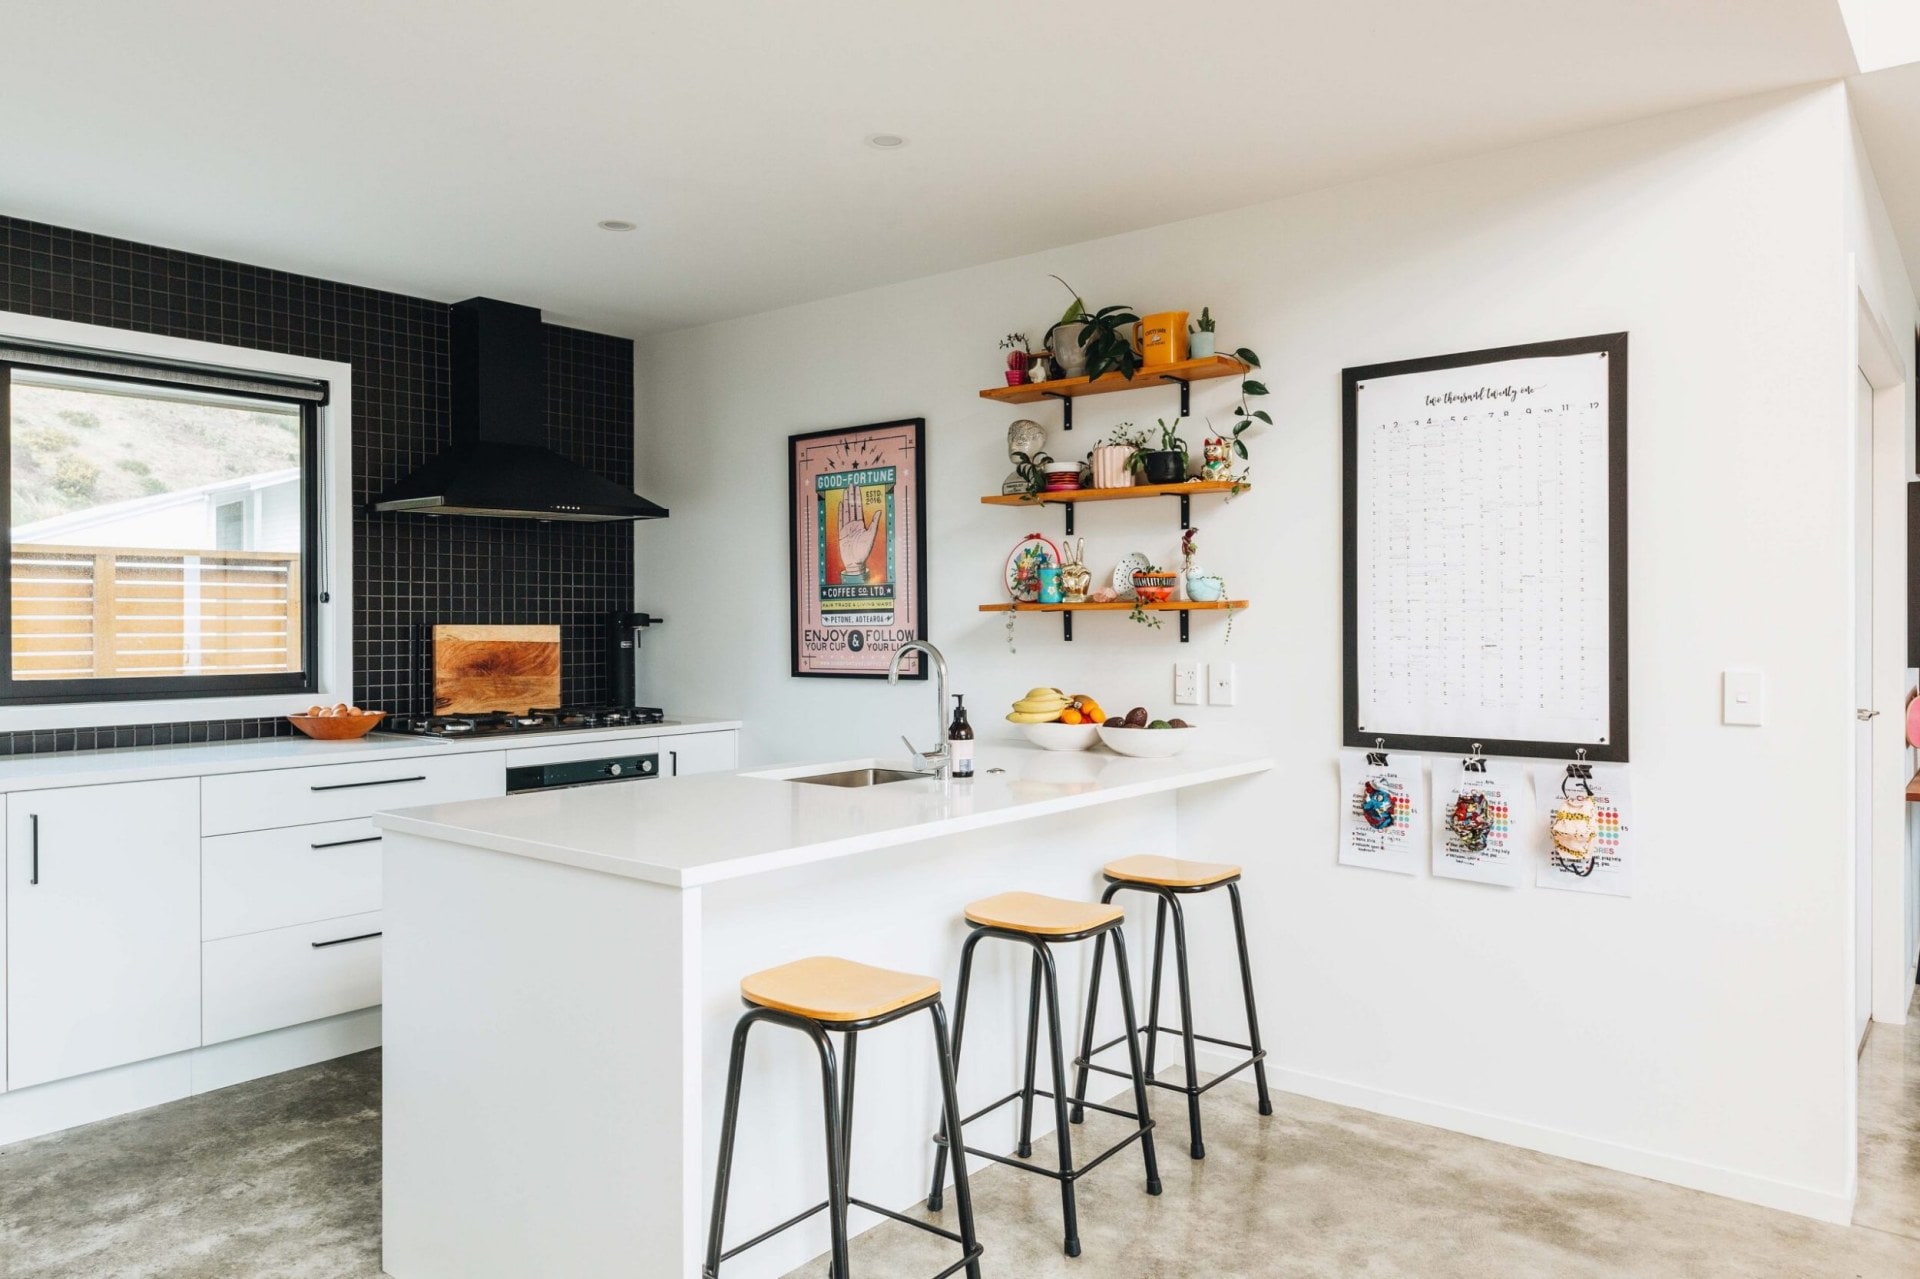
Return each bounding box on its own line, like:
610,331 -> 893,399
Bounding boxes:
1059,707 -> 1085,725
1079,699 -> 1105,724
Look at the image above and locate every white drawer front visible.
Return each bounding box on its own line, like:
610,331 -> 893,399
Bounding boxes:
202,752 -> 504,835
202,912 -> 383,1044
202,818 -> 383,940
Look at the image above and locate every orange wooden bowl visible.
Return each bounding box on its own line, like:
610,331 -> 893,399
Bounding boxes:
287,711 -> 387,741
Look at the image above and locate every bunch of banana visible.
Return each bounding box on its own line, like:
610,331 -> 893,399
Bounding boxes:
1007,687 -> 1070,723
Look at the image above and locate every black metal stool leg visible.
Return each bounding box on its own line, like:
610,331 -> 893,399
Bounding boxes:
1036,940 -> 1082,1257
929,1001 -> 984,1279
828,1030 -> 858,1279
929,928 -> 985,1213
1144,896 -> 1169,1080
805,1024 -> 851,1279
1069,922 -> 1109,1125
1108,927 -> 1163,1196
1016,954 -> 1042,1158
1228,882 -> 1274,1116
1162,890 -> 1206,1159
703,1014 -> 757,1279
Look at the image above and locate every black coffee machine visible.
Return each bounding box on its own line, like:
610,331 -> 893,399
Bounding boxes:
607,610 -> 664,707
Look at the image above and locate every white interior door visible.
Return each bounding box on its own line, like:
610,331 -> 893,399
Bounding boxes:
1855,367 -> 1875,1047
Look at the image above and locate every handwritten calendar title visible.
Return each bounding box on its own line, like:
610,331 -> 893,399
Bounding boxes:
1422,383 -> 1541,407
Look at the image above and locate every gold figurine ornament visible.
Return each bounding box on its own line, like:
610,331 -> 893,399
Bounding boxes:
1059,538 -> 1092,603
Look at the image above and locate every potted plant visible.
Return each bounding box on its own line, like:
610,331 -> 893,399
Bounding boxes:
1090,422 -> 1144,489
1045,276 -> 1091,377
1189,307 -> 1216,359
1012,449 -> 1052,496
1044,275 -> 1140,381
1181,526 -> 1225,601
1000,333 -> 1030,386
1141,417 -> 1188,485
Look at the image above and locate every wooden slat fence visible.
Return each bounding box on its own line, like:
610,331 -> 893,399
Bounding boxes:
11,545 -> 301,679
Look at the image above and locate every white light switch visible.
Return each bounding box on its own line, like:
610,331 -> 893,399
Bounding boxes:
1174,660 -> 1200,705
1208,662 -> 1237,706
1722,669 -> 1765,726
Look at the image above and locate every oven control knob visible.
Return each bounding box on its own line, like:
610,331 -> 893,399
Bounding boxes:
607,763 -> 624,777
641,759 -> 655,774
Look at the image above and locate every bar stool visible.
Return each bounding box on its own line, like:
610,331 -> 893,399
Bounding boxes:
1071,856 -> 1272,1160
704,956 -> 982,1279
927,891 -> 1161,1259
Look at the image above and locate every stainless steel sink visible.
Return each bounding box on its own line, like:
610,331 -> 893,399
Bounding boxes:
790,767 -> 929,788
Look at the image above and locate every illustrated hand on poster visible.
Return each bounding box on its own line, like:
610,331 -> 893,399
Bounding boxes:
836,479 -> 880,582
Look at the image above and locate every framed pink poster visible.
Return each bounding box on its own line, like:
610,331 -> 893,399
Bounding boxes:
789,418 -> 927,678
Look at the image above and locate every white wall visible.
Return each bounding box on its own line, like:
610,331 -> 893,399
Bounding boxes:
637,86 -> 1873,1218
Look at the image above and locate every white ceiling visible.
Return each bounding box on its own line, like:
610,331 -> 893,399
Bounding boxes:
0,1 -> 1862,337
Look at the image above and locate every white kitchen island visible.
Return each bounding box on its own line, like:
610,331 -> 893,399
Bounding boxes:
375,744 -> 1272,1279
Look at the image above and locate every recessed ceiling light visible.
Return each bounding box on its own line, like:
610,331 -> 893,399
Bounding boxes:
865,133 -> 907,150
597,219 -> 637,232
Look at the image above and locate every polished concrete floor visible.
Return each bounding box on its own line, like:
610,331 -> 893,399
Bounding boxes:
2,1002 -> 1918,1277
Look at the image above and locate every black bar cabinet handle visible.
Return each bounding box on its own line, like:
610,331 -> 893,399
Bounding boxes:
311,835 -> 383,850
28,813 -> 38,885
309,775 -> 426,793
670,750 -> 678,777
312,930 -> 383,949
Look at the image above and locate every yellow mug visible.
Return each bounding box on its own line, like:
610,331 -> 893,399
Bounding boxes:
1134,311 -> 1189,367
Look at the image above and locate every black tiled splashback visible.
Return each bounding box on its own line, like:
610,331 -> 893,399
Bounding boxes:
0,216 -> 635,755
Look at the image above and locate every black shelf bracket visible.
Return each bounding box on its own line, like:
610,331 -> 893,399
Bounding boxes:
1063,611 -> 1073,641
1165,375 -> 1192,417
1179,610 -> 1191,642
1178,492 -> 1191,529
1064,503 -> 1075,536
1042,391 -> 1073,430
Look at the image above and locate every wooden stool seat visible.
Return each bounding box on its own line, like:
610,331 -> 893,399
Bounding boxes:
965,891 -> 1123,936
1102,855 -> 1241,888
740,956 -> 939,1023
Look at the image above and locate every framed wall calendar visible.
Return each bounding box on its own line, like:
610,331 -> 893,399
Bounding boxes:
1343,333 -> 1628,761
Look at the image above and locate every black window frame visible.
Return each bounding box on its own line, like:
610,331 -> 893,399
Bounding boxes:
0,358 -> 322,705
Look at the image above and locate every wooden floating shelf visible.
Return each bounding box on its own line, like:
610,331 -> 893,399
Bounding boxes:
982,479 -> 1244,532
981,355 -> 1250,405
978,598 -> 1248,643
980,354 -> 1250,428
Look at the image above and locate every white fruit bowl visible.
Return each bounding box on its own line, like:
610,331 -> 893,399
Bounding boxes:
1019,721 -> 1100,752
1096,724 -> 1199,758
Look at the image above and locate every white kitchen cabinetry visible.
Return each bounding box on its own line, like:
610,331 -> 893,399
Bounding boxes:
5,779 -> 200,1090
203,911 -> 384,1045
202,752 -> 504,836
656,729 -> 738,777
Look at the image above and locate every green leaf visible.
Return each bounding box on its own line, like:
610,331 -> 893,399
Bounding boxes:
1241,380 -> 1268,397
1234,348 -> 1261,368
1234,441 -> 1248,459
1252,410 -> 1272,424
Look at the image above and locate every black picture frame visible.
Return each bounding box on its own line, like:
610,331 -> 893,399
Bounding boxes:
788,417 -> 929,680
1342,332 -> 1629,761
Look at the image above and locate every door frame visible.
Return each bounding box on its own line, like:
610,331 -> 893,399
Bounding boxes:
1855,288 -> 1913,1029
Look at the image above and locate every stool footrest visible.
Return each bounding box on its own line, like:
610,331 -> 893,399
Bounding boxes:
935,1083 -> 1153,1184
715,1196 -> 982,1276
1077,1027 -> 1268,1098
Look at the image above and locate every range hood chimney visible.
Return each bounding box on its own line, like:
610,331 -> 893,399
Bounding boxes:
370,297 -> 667,522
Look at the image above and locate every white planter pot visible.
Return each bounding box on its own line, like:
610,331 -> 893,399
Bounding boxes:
1089,444 -> 1136,490
1189,331 -> 1216,359
1050,322 -> 1090,376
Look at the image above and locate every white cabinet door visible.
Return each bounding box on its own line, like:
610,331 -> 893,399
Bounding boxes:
6,779 -> 200,1090
658,731 -> 737,777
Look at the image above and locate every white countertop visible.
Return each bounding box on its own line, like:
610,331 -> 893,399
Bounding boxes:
375,744 -> 1273,888
0,717 -> 742,793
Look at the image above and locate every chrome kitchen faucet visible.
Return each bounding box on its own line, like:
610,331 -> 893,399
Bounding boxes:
889,640 -> 952,778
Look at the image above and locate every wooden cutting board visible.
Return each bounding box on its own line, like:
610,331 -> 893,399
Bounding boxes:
432,625 -> 561,714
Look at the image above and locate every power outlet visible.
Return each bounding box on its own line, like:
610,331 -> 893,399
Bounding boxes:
1174,660 -> 1201,705
1208,661 -> 1237,706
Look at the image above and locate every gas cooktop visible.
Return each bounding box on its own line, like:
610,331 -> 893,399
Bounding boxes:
384,705 -> 667,738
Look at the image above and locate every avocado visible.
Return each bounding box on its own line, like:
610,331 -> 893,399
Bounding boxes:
1148,719 -> 1171,730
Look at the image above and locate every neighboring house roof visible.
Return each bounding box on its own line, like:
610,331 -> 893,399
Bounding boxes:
12,467 -> 300,544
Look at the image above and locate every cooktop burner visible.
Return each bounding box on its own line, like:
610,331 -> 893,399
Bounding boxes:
386,706 -> 666,738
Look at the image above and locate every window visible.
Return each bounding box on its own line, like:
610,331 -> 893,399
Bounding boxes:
0,349 -> 323,704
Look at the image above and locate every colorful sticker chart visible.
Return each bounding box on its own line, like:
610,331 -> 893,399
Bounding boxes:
1342,333 -> 1628,761
1336,751 -> 1428,875
1429,758 -> 1528,887
1527,763 -> 1634,897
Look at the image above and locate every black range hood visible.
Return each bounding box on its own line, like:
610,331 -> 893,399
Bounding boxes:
371,297 -> 667,522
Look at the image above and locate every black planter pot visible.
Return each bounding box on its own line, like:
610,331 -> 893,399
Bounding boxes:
1141,450 -> 1186,485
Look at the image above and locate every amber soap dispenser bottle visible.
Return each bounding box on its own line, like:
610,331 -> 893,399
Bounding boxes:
947,694 -> 974,778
